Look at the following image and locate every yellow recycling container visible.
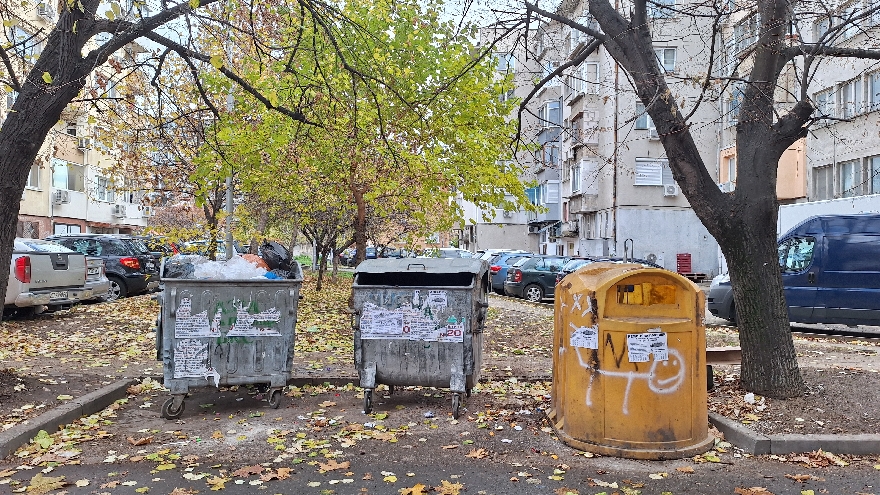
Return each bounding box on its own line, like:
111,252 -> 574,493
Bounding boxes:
548,262 -> 714,460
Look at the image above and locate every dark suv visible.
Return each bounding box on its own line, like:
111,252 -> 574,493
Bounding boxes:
504,255 -> 570,302
45,234 -> 160,301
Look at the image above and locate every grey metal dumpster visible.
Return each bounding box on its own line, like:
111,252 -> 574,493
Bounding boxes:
352,258 -> 489,418
156,266 -> 302,419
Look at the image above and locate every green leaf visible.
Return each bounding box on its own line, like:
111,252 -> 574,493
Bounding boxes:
105,9 -> 115,20
41,72 -> 53,84
72,20 -> 77,34
2,19 -> 20,27
33,430 -> 54,449
210,55 -> 224,69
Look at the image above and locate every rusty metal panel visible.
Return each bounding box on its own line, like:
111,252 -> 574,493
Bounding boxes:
159,277 -> 301,395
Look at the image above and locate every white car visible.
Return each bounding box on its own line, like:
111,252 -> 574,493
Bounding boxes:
4,238 -> 97,318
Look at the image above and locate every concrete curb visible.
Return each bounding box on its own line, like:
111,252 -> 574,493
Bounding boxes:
0,378 -> 138,459
709,412 -> 880,455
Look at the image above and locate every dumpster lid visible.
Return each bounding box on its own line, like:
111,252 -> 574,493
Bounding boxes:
355,258 -> 487,276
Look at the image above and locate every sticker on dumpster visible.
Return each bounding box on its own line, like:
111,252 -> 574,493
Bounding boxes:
227,301 -> 282,337
360,302 -> 462,341
360,302 -> 405,337
173,338 -> 211,378
426,290 -> 448,309
439,322 -> 465,343
174,297 -> 222,338
570,323 -> 599,349
626,331 -> 668,362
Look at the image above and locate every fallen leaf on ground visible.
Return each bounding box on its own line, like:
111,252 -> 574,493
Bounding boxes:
441,444 -> 459,450
399,483 -> 428,494
128,436 -> 153,446
785,474 -> 823,482
231,465 -> 263,477
435,480 -> 464,495
676,466 -> 695,473
74,479 -> 89,487
170,488 -> 199,495
466,448 -> 489,459
555,488 -> 579,495
735,488 -> 775,495
206,476 -> 229,490
25,473 -> 67,494
318,460 -> 350,472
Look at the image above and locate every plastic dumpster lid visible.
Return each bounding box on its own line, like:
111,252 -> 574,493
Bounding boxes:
355,258 -> 487,276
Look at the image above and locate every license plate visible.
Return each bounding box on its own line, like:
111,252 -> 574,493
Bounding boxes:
49,291 -> 68,300
87,267 -> 100,275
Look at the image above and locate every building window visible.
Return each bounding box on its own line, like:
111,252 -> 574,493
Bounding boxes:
543,143 -> 560,167
51,159 -> 85,192
634,158 -> 676,186
571,162 -> 582,193
726,84 -> 744,126
540,100 -> 561,127
543,60 -> 561,87
95,176 -> 116,202
580,63 -> 599,94
27,164 -> 40,188
814,88 -> 835,117
734,14 -> 759,52
870,156 -> 880,194
841,78 -> 863,118
648,0 -> 675,18
494,52 -> 515,73
654,48 -> 676,72
869,72 -> 880,111
635,102 -> 655,130
813,165 -> 833,200
727,156 -> 737,182
839,159 -> 862,197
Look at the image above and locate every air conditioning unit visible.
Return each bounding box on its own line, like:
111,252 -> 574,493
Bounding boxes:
77,137 -> 92,150
649,128 -> 660,140
112,204 -> 127,218
36,2 -> 55,19
142,206 -> 153,217
664,184 -> 680,197
528,226 -> 541,234
52,190 -> 70,204
719,181 -> 735,193
502,210 -> 513,218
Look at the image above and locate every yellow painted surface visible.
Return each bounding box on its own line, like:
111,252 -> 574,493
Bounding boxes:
550,262 -> 712,459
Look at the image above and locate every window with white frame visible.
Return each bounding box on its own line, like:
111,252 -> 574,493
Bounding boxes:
839,159 -> 863,197
571,161 -> 582,193
870,72 -> 880,111
870,156 -> 880,194
634,158 -> 676,186
52,159 -> 85,192
726,84 -> 744,126
815,16 -> 831,41
840,3 -> 860,39
543,143 -> 560,167
654,48 -> 676,72
494,52 -> 515,73
27,164 -> 40,188
5,26 -> 41,61
841,78 -> 863,118
734,14 -> 759,52
540,100 -> 561,127
813,165 -> 833,200
635,102 -> 655,130
648,0 -> 675,18
582,63 -> 599,94
815,88 -> 835,117
543,60 -> 561,87
727,156 -> 737,182
95,176 -> 116,202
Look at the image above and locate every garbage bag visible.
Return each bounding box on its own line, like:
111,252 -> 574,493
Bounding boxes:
260,241 -> 292,271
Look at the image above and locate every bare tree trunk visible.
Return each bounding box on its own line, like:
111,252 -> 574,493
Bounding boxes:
353,187 -> 367,266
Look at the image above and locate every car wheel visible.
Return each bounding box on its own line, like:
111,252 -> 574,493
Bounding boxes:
104,276 -> 128,301
524,284 -> 544,303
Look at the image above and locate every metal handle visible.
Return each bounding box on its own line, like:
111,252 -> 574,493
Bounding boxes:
808,272 -> 816,284
407,263 -> 427,271
168,287 -> 177,317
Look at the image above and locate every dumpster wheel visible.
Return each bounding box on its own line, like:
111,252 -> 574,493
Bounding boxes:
161,396 -> 185,419
363,389 -> 373,414
452,394 -> 461,419
268,389 -> 283,409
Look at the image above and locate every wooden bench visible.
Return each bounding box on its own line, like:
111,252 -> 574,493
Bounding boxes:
706,346 -> 742,390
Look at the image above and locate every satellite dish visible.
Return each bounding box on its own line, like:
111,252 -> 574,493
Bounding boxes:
646,253 -> 658,264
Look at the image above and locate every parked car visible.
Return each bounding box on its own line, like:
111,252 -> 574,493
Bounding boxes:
707,213 -> 880,326
504,255 -> 570,302
4,238 -> 96,318
83,256 -> 111,302
487,251 -> 533,294
45,233 -> 160,301
555,256 -> 664,285
420,247 -> 474,258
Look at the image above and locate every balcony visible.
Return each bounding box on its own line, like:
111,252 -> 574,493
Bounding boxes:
527,201 -> 561,224
568,194 -> 599,213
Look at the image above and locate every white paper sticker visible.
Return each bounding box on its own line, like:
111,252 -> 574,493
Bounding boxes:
438,323 -> 465,343
626,331 -> 668,363
227,302 -> 282,337
360,301 -> 464,342
570,323 -> 599,349
360,303 -> 405,338
173,338 -> 211,378
426,290 -> 448,309
174,297 -> 221,338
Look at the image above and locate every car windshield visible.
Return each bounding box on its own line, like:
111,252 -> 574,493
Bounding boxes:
126,239 -> 152,254
512,257 -> 532,268
15,239 -> 73,253
505,255 -> 529,265
562,259 -> 595,272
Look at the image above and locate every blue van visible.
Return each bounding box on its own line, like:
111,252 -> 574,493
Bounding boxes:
707,213 -> 880,326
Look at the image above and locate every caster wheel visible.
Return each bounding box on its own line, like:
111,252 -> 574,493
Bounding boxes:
255,383 -> 270,393
363,390 -> 373,414
161,397 -> 185,419
452,394 -> 461,419
268,390 -> 282,409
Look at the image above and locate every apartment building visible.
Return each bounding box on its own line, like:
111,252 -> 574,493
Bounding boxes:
4,2 -> 151,239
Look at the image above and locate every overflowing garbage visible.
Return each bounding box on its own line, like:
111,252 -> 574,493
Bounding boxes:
162,240 -> 301,280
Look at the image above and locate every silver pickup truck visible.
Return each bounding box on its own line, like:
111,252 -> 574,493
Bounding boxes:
4,238 -> 96,317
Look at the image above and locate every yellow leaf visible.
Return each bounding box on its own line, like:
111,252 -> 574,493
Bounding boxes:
41,72 -> 53,84
4,19 -> 21,27
156,463 -> 176,471
384,475 -> 398,483
801,491 -> 815,495
75,479 -> 89,487
25,473 -> 67,494
210,55 -> 224,69
189,0 -> 199,8
676,466 -> 695,473
135,488 -> 149,493
72,20 -> 77,33
435,480 -> 464,495
105,9 -> 115,19
399,483 -> 427,494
